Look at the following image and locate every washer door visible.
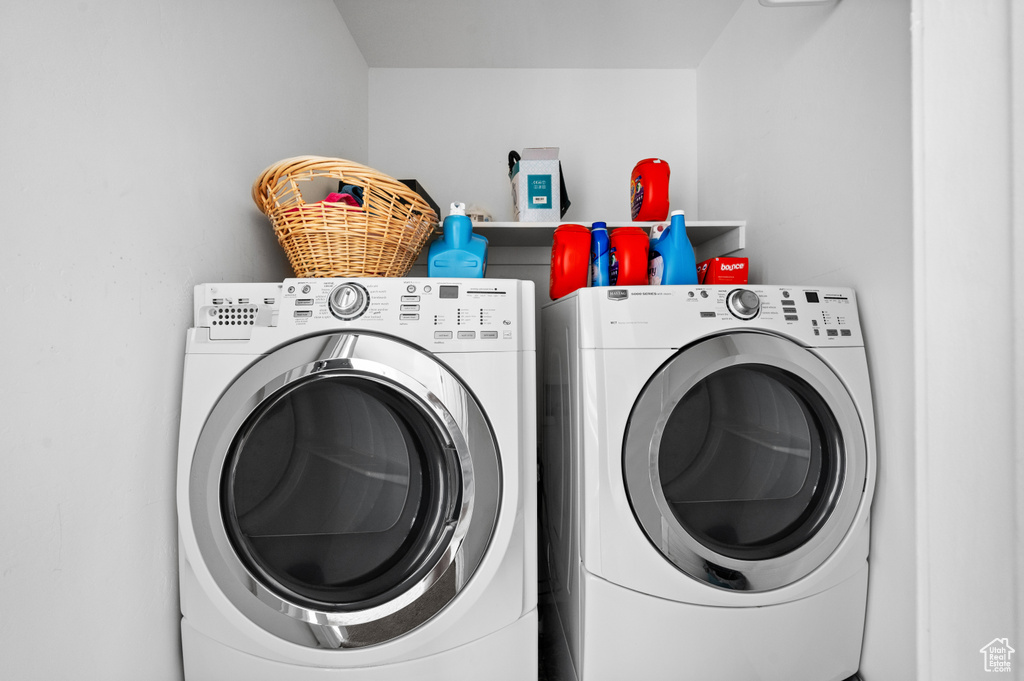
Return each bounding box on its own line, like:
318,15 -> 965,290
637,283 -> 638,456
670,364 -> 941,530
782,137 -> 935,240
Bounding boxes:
623,333 -> 867,591
188,332 -> 500,648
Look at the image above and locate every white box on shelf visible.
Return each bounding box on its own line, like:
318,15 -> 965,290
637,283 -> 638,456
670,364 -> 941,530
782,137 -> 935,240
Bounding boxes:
510,147 -> 560,221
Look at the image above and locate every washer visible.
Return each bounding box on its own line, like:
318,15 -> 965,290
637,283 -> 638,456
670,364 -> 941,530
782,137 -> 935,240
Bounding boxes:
177,278 -> 537,680
540,285 -> 876,681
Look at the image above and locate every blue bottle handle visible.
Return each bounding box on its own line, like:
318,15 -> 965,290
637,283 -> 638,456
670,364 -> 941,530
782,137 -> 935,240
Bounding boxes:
444,214 -> 473,247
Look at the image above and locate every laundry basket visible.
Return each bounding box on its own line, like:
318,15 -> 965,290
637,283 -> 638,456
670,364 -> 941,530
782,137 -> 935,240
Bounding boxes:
252,156 -> 438,278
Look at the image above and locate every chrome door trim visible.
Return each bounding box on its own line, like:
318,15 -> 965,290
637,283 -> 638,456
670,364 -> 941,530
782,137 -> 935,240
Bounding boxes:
622,332 -> 867,591
188,332 -> 500,647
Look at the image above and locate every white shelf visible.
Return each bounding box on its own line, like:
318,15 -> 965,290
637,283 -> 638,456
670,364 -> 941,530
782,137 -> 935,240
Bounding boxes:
470,220 -> 746,262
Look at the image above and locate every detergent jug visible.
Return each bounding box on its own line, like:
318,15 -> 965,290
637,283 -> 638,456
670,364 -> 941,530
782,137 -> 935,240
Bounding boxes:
650,210 -> 697,285
609,227 -> 649,286
630,158 -> 670,221
428,202 -> 488,278
550,224 -> 591,299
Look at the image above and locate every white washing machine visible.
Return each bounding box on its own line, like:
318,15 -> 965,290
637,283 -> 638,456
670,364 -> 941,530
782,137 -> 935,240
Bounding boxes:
176,278 -> 537,680
540,285 -> 876,681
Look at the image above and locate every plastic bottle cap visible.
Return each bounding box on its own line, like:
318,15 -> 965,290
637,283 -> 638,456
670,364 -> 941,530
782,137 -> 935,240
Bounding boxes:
671,209 -> 685,216
449,202 -> 467,216
592,221 -> 607,229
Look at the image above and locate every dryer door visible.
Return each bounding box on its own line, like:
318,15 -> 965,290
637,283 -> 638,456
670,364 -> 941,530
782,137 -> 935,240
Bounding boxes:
623,332 -> 867,591
188,332 -> 500,648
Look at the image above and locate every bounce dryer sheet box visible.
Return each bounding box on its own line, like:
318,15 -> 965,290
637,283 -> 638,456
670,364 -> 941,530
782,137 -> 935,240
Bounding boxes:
510,147 -> 560,221
697,257 -> 749,285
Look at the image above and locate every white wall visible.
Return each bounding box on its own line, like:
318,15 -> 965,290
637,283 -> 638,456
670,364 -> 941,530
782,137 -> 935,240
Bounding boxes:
368,68 -> 698,223
912,1 -> 1021,679
0,2 -> 367,679
697,1 -> 915,679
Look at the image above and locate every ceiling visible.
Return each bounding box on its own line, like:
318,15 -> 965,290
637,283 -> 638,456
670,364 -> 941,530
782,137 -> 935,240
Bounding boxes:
332,0 -> 747,69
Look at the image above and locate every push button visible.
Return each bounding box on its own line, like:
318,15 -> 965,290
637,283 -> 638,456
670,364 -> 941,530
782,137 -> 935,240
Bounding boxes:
481,331 -> 499,339
457,331 -> 476,339
434,331 -> 453,339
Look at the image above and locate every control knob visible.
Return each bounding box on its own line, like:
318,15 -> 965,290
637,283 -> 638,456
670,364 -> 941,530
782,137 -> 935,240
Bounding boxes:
329,282 -> 370,320
727,288 -> 761,320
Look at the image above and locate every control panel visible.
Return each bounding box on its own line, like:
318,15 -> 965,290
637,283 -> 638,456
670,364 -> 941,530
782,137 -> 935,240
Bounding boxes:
583,285 -> 862,348
699,286 -> 860,343
276,278 -> 526,350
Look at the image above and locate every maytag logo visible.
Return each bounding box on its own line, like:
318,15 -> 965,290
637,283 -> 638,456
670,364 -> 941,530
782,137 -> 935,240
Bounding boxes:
607,289 -> 629,301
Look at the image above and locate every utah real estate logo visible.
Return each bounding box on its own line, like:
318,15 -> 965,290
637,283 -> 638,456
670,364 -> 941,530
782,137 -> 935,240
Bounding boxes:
979,638 -> 1015,673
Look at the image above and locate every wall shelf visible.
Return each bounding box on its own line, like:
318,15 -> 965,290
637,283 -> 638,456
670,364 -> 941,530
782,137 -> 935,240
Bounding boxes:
470,220 -> 746,263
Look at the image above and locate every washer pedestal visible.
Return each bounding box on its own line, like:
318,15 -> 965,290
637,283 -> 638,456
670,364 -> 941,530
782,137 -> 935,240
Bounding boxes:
183,609 -> 538,681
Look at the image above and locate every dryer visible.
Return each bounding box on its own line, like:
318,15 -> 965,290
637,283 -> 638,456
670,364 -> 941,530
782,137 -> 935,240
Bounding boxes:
540,285 -> 876,681
177,278 -> 537,680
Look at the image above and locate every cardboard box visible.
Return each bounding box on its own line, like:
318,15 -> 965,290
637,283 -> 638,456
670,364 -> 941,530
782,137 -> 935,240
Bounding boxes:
509,147 -> 561,221
697,257 -> 749,285
398,179 -> 440,218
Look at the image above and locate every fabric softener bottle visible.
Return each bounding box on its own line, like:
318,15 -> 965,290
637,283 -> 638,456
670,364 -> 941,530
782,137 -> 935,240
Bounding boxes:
658,210 -> 698,285
590,222 -> 610,286
648,224 -> 667,285
428,202 -> 488,278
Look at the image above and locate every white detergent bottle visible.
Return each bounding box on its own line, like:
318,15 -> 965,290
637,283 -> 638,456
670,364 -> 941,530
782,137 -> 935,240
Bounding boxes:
648,223 -> 667,285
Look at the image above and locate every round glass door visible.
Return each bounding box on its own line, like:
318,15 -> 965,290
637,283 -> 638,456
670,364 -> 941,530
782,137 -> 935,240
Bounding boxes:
658,364 -> 841,561
623,333 -> 867,591
187,332 -> 500,648
223,373 -> 456,612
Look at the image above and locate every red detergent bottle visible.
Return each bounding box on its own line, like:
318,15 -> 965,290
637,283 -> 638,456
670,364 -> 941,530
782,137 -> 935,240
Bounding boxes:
549,223 -> 592,299
630,158 -> 671,221
609,227 -> 650,286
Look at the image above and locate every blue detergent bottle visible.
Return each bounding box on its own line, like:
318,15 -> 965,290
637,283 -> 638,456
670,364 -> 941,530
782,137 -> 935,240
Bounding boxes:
428,202 -> 488,278
658,210 -> 698,285
590,222 -> 610,286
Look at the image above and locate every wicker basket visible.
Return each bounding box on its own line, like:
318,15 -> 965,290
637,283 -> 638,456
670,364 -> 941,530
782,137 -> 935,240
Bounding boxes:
252,156 -> 438,278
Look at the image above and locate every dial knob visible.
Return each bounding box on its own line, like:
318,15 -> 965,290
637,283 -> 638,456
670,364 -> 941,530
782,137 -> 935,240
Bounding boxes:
328,283 -> 369,320
727,288 -> 761,320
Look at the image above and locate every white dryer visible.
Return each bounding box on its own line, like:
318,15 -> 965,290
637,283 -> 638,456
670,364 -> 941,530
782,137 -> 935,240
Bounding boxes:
177,278 -> 537,680
540,285 -> 875,681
